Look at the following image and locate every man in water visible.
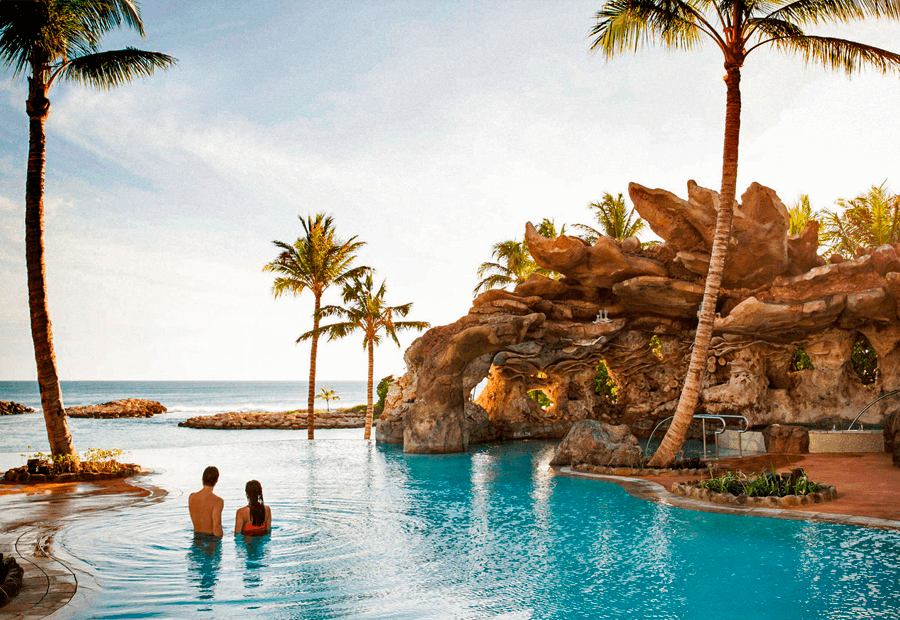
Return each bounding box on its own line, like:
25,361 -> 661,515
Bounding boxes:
189,466 -> 224,540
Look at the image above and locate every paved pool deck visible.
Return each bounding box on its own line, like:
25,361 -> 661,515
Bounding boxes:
0,477 -> 163,619
560,452 -> 900,531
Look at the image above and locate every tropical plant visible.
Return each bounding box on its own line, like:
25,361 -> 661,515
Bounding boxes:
473,218 -> 562,295
697,467 -> 822,497
316,388 -> 340,412
574,192 -> 646,243
376,375 -> 393,413
302,273 -> 429,439
264,214 -> 367,439
0,0 -> 175,456
851,335 -> 877,385
528,389 -> 554,409
819,183 -> 900,258
788,194 -> 816,235
593,360 -> 618,403
791,345 -> 814,371
591,0 -> 900,467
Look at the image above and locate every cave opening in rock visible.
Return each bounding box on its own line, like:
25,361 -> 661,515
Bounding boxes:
593,360 -> 618,403
527,389 -> 554,410
851,334 -> 878,385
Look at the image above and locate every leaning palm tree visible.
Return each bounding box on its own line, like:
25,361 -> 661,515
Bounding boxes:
316,387 -> 340,412
592,0 -> 900,467
820,183 -> 900,257
574,192 -> 646,243
0,0 -> 175,456
304,273 -> 429,440
264,214 -> 367,440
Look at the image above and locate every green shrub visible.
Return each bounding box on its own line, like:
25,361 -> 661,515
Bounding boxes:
21,447 -> 128,475
791,345 -> 814,371
697,467 -> 822,497
528,389 -> 553,409
593,361 -> 618,403
376,375 -> 394,414
851,335 -> 877,385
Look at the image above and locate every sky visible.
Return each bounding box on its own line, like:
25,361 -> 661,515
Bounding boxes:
1,1 -> 899,382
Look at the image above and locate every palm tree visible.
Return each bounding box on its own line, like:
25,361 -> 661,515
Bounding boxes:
0,0 -> 175,456
820,183 -> 900,257
473,218 -> 563,295
316,388 -> 340,412
592,0 -> 900,467
263,214 -> 367,440
788,194 -> 815,235
574,192 -> 646,243
304,273 -> 429,440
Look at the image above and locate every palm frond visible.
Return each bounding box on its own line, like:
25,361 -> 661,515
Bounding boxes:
772,35 -> 900,75
55,47 -> 175,88
765,0 -> 900,26
591,0 -> 710,58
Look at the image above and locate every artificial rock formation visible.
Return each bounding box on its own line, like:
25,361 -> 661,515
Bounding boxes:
378,180 -> 900,455
549,420 -> 642,467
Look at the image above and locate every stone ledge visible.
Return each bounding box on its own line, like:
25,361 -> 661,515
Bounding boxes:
66,398 -> 167,418
1,463 -> 143,485
571,462 -> 712,477
0,555 -> 24,608
179,410 -> 375,430
671,480 -> 838,507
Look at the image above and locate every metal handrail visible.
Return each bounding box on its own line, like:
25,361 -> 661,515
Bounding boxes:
846,389 -> 900,430
645,413 -> 750,459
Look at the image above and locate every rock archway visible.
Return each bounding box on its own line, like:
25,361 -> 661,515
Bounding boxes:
378,180 -> 900,453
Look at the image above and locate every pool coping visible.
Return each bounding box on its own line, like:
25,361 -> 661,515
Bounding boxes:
556,466 -> 900,532
0,473 -> 166,620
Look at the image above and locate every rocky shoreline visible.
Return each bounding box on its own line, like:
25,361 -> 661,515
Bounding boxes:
66,399 -> 167,418
178,410 -> 374,430
0,402 -> 33,416
2,462 -> 143,484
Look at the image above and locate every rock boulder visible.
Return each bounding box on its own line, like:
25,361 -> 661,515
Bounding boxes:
549,420 -> 643,467
0,402 -> 34,416
66,399 -> 167,418
762,424 -> 810,454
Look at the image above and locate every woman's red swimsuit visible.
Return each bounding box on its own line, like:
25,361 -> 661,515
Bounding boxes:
241,522 -> 268,536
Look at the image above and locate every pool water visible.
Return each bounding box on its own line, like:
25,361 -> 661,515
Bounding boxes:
36,435 -> 900,620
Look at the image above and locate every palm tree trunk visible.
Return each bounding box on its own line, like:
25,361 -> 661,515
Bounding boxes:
364,336 -> 374,440
307,295 -> 321,440
648,64 -> 741,468
25,79 -> 75,457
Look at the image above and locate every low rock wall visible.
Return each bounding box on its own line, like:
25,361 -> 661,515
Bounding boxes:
178,410 -> 373,430
571,462 -> 711,477
2,463 -> 143,484
671,480 -> 838,507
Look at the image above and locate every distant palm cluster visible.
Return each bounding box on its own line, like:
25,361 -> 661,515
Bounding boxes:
790,184 -> 900,260
474,193 -> 651,296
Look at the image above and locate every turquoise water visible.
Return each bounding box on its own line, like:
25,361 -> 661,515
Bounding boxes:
31,434 -> 899,619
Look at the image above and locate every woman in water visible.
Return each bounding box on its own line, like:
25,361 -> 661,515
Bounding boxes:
234,480 -> 272,536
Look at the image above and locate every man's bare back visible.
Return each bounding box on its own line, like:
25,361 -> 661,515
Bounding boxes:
189,466 -> 224,538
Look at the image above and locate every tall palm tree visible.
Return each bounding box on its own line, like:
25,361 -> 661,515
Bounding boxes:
788,194 -> 815,235
304,273 -> 429,440
473,218 -> 562,295
820,183 -> 900,257
0,0 -> 175,456
574,192 -> 646,243
264,214 -> 367,439
592,0 -> 900,467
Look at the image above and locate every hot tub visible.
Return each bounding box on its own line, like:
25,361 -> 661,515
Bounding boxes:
808,429 -> 885,453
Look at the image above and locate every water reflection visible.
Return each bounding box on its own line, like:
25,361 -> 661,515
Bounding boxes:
236,533 -> 270,589
187,535 -> 222,600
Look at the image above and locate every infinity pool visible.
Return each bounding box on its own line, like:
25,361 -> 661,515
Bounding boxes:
32,434 -> 898,619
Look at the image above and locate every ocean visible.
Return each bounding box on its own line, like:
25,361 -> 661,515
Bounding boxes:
0,380 -> 371,414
